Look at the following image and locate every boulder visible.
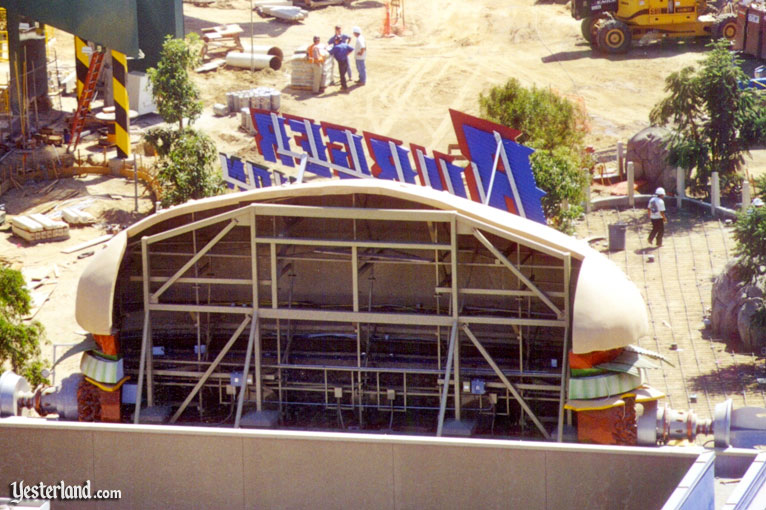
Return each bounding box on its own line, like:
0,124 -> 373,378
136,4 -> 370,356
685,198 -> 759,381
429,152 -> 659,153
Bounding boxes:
738,298 -> 766,353
626,127 -> 675,195
712,261 -> 747,340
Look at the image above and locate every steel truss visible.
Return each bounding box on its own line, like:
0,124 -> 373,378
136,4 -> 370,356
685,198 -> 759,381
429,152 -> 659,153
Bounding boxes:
129,201 -> 572,439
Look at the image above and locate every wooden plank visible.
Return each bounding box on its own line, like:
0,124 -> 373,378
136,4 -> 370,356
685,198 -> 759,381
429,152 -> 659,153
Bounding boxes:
60,234 -> 114,254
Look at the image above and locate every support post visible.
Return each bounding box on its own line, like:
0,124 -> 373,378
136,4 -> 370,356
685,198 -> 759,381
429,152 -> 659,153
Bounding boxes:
627,161 -> 635,208
617,141 -> 624,180
584,172 -> 592,213
111,49 -> 130,159
74,36 -> 88,101
556,254 -> 571,442
170,315 -> 252,423
742,178 -> 751,212
711,171 -> 720,216
134,237 -> 152,424
436,321 -> 458,436
463,325 -> 550,439
676,167 -> 684,210
235,314 -> 258,427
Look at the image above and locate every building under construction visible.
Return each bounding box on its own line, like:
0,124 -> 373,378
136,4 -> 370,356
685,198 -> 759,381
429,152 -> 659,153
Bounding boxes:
71,179 -> 650,439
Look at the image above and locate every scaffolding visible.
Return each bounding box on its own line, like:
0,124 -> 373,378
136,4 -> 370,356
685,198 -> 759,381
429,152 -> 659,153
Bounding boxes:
122,196 -> 573,439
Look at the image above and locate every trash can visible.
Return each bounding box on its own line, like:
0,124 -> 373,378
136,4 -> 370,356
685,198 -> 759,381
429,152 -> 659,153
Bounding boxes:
608,222 -> 627,251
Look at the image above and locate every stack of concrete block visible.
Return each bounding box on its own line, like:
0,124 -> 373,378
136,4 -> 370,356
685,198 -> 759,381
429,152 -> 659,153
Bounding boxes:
226,87 -> 281,114
61,207 -> 96,225
289,50 -> 332,90
11,214 -> 69,242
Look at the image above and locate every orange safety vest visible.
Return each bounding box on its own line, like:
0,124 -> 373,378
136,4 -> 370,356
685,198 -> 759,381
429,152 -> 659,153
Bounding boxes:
307,43 -> 324,64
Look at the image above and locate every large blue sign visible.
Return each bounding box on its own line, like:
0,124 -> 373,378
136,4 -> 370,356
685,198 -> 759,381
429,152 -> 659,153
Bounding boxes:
221,108 -> 546,224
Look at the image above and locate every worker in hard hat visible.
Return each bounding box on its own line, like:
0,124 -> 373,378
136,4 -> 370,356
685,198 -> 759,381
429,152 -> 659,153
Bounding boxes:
352,26 -> 366,85
307,36 -> 325,94
647,187 -> 667,247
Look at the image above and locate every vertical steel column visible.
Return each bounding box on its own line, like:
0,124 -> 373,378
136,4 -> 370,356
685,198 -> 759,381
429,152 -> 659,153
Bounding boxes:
111,49 -> 130,159
436,321 -> 458,436
134,237 -> 152,423
556,254 -> 571,442
450,216 -> 460,420
250,208 -> 263,412
235,314 -> 258,427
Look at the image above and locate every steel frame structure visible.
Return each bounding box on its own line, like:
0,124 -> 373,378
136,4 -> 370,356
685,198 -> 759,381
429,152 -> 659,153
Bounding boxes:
126,200 -> 572,439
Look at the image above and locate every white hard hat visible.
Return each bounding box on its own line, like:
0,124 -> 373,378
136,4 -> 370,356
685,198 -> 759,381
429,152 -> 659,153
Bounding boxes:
655,187 -> 666,196
753,197 -> 764,207
353,26 -> 361,34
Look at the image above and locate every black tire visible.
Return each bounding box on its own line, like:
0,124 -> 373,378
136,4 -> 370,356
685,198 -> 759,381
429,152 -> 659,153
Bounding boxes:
581,17 -> 601,45
713,12 -> 738,41
597,19 -> 631,54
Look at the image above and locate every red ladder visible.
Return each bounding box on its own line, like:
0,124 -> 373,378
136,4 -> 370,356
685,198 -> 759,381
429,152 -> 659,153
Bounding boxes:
68,50 -> 105,152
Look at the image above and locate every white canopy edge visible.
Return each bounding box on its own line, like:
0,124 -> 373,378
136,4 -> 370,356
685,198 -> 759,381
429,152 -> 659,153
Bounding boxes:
75,230 -> 128,335
74,180 -> 650,352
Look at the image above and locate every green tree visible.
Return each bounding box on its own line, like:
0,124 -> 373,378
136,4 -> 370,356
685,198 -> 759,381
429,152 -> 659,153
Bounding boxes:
147,127 -> 225,208
0,266 -> 47,386
734,207 -> 766,282
479,78 -> 591,233
145,35 -> 225,207
147,35 -> 203,129
650,40 -> 766,194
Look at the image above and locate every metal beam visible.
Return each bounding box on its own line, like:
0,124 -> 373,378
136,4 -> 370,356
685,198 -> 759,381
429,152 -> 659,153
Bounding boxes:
436,321 -> 458,436
169,316 -> 252,424
249,203 -> 455,223
557,253 -> 572,442
135,237 -> 151,424
462,325 -> 550,439
256,236 -> 450,252
235,314 -> 258,427
145,207 -> 248,245
146,303 -> 565,328
150,219 -> 239,303
473,229 -> 564,320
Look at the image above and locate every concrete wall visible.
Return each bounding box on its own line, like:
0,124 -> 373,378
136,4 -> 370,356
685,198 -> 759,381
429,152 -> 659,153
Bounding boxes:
0,418 -> 702,510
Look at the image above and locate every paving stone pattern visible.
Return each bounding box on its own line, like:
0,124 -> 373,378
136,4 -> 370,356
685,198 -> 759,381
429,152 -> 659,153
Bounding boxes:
577,208 -> 766,422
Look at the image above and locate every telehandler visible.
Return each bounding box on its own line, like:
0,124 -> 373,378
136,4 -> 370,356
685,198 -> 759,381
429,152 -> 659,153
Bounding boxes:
571,0 -> 737,53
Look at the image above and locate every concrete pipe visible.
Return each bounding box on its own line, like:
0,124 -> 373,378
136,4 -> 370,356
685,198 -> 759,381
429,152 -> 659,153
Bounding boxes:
240,42 -> 284,61
226,52 -> 282,71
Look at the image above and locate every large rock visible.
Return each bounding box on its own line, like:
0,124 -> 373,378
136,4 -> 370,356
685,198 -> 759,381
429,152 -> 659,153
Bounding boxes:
712,261 -> 747,341
626,127 -> 675,195
738,298 -> 766,353
713,260 -> 766,351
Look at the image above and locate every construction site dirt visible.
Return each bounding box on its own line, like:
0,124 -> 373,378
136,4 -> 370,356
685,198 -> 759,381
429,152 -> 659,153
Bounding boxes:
2,0 -> 766,425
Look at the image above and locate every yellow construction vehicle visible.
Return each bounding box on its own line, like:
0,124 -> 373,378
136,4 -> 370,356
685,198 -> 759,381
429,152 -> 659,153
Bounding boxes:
572,0 -> 738,53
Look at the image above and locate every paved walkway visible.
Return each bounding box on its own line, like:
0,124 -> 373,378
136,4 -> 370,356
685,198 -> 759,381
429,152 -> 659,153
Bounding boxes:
576,207 -> 765,422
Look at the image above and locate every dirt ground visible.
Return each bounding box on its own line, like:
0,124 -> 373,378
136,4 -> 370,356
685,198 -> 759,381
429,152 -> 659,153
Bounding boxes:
2,0 -> 765,421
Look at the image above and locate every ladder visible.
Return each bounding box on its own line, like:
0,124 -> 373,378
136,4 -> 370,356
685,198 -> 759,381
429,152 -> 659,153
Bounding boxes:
67,50 -> 105,152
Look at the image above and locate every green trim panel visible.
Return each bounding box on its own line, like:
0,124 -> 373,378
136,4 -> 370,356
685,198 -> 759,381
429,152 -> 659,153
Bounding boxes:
0,0 -> 140,57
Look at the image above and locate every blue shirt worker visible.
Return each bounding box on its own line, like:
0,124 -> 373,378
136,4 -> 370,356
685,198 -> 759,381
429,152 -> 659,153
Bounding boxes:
329,42 -> 353,91
328,25 -> 352,82
353,26 -> 366,85
647,187 -> 667,247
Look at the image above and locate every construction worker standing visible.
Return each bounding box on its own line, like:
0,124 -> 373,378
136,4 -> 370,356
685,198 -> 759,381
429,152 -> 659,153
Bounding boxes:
352,27 -> 366,85
307,36 -> 325,94
647,187 -> 667,247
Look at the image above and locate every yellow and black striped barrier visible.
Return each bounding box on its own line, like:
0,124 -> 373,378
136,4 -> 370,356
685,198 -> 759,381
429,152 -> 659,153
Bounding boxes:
111,50 -> 130,159
75,36 -> 88,100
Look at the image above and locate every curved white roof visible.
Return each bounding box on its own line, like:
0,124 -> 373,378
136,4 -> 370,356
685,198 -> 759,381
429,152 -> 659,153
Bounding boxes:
75,179 -> 649,353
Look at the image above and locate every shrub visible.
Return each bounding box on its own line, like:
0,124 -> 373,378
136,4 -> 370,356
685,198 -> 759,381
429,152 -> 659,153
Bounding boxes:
0,266 -> 48,386
479,79 -> 590,232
